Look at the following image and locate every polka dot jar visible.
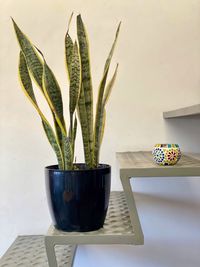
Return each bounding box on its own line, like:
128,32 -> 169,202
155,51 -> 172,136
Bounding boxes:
152,144 -> 181,166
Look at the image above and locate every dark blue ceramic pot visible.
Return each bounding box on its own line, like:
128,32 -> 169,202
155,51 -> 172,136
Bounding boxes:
45,164 -> 111,232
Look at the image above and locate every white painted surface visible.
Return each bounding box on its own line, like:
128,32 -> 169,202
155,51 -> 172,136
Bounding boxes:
163,104 -> 200,118
1,0 -> 200,266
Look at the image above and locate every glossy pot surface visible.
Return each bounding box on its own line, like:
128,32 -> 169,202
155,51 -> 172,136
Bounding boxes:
45,164 -> 111,232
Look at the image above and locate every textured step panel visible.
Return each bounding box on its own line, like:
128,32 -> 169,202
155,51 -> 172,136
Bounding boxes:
46,192 -> 135,244
0,235 -> 76,267
117,151 -> 200,177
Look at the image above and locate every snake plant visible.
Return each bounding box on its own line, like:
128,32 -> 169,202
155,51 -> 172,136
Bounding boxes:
12,14 -> 120,170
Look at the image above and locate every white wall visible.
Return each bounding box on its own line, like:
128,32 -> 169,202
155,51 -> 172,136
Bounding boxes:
1,0 -> 200,266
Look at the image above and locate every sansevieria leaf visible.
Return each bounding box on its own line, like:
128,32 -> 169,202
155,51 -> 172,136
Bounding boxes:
63,136 -> 73,169
100,110 -> 106,146
72,115 -> 77,161
69,42 -> 81,115
78,85 -> 92,167
18,51 -> 64,169
94,104 -> 104,166
94,65 -> 118,164
14,14 -> 120,171
65,12 -> 74,79
12,18 -> 43,90
12,19 -> 64,152
42,120 -> 64,170
18,51 -> 37,105
65,34 -> 73,79
69,41 -> 81,138
77,14 -> 93,161
103,22 -> 121,73
103,64 -> 118,107
94,23 -> 121,166
42,60 -> 66,135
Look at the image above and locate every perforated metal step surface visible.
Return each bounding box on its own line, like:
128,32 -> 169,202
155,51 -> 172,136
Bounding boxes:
46,191 -> 136,244
0,236 -> 76,267
0,192 -> 137,267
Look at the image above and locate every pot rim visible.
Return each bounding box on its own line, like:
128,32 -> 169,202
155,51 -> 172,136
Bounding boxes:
45,163 -> 111,172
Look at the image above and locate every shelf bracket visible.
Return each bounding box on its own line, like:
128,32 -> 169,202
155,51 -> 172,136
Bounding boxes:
120,173 -> 144,245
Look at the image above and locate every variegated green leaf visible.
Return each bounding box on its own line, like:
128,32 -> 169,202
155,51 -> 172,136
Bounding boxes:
103,64 -> 118,107
69,42 -> 81,116
19,51 -> 37,104
94,24 -> 121,166
63,136 -> 73,169
77,14 -> 93,158
94,65 -> 118,165
12,18 -> 43,90
93,104 -> 104,166
14,15 -> 120,171
65,34 -> 73,79
69,41 -> 81,139
68,114 -> 77,163
78,85 -> 92,167
42,61 -> 66,135
100,110 -> 106,146
72,115 -> 77,160
42,120 -> 64,170
64,13 -> 74,79
53,114 -> 63,148
18,51 -> 64,169
103,22 -> 121,73
12,19 -> 64,151
31,46 -> 66,146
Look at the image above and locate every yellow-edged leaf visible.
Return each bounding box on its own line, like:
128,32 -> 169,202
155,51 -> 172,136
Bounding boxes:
72,115 -> 77,161
12,19 -> 64,151
103,64 -> 118,107
100,110 -> 106,146
69,41 -> 81,140
63,136 -> 73,169
12,18 -> 43,90
18,51 -> 64,169
103,22 -> 121,73
42,60 -> 66,135
78,85 -> 92,167
94,23 -> 121,166
69,42 -> 81,116
42,120 -> 64,170
65,34 -> 73,79
77,14 -> 93,162
65,12 -> 74,79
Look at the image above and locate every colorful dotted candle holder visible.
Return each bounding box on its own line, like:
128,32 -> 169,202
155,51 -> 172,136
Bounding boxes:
152,144 -> 181,166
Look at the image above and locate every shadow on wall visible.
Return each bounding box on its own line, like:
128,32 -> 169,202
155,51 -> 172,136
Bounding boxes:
50,165 -> 200,267
164,117 -> 200,153
135,191 -> 200,218
75,191 -> 200,267
75,242 -> 199,267
131,175 -> 200,201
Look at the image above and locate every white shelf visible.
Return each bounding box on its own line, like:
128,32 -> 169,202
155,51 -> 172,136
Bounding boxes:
0,192 -> 137,267
0,236 -> 76,267
163,104 -> 200,119
116,151 -> 200,177
4,152 -> 200,267
45,189 -> 143,267
46,192 -> 136,245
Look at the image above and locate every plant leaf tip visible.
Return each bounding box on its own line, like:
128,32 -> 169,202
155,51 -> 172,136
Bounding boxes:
117,21 -> 121,31
77,14 -> 82,20
11,17 -> 16,26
